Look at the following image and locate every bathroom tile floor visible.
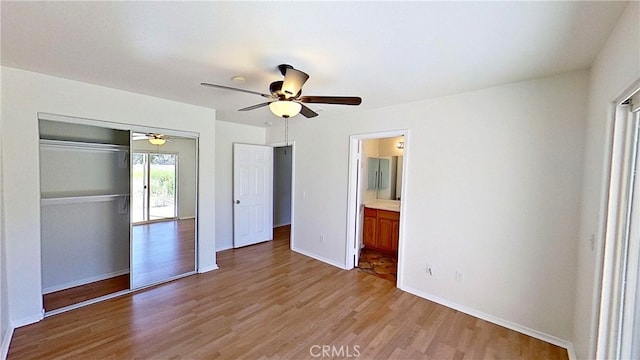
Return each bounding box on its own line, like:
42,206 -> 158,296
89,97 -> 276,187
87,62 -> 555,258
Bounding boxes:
358,248 -> 397,283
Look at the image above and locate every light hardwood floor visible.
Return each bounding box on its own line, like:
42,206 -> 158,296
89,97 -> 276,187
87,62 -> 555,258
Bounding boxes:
43,274 -> 129,312
10,226 -> 567,359
132,218 -> 196,288
42,219 -> 196,312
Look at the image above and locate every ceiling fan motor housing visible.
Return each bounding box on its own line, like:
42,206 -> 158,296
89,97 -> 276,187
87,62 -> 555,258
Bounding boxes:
269,80 -> 301,99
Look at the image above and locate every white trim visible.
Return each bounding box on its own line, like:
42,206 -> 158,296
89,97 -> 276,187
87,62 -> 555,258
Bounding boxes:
40,139 -> 129,152
41,193 -> 128,206
11,313 -> 43,329
42,269 -> 130,294
1,326 -> 14,360
292,246 -> 349,270
179,216 -> 196,220
567,342 -> 578,360
596,82 -> 640,359
400,284 -> 575,355
38,112 -> 199,138
345,129 -> 409,288
45,290 -> 130,317
198,264 -> 219,273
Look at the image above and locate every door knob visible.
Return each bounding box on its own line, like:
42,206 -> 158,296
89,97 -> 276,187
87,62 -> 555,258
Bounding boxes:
235,200 -> 240,204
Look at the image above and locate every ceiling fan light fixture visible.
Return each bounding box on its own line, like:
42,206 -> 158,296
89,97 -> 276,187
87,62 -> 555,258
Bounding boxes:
269,101 -> 302,118
281,68 -> 309,98
148,137 -> 166,146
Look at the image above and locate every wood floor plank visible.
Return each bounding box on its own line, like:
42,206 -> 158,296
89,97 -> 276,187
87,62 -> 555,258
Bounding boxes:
9,225 -> 568,359
43,219 -> 196,312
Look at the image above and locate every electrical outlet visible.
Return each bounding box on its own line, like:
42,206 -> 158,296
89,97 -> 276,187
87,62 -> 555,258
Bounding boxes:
426,264 -> 433,276
455,271 -> 464,283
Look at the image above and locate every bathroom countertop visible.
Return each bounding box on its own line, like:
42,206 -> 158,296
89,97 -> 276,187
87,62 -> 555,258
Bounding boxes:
363,200 -> 401,212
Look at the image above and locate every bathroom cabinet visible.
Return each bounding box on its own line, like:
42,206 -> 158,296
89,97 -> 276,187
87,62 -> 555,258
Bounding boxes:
363,207 -> 399,256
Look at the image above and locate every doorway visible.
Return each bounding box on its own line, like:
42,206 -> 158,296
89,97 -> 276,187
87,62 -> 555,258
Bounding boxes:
132,152 -> 177,223
346,130 -> 408,286
597,86 -> 640,359
274,145 -> 292,227
271,142 -> 295,249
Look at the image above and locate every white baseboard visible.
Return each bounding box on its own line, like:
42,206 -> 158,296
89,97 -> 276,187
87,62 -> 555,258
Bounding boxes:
215,245 -> 233,252
1,326 -> 14,360
198,264 -> 219,273
179,216 -> 196,220
11,312 -> 43,329
43,269 -> 130,294
566,342 -> 577,360
292,246 -> 349,270
274,222 -> 291,228
400,285 -> 575,354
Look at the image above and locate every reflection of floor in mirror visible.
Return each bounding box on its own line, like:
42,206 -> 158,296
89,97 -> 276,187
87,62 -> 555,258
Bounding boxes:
43,274 -> 129,312
132,218 -> 196,288
43,219 -> 196,312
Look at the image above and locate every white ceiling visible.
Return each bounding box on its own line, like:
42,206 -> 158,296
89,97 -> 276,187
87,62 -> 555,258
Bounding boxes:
0,1 -> 627,127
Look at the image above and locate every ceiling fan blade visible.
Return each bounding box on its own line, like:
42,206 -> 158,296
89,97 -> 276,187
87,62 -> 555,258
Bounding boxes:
299,96 -> 362,106
238,101 -> 272,111
299,103 -> 319,118
200,82 -> 272,98
281,68 -> 309,98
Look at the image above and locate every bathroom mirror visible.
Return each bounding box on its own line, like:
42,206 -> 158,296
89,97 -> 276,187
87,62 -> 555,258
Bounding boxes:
372,156 -> 403,200
130,133 -> 197,288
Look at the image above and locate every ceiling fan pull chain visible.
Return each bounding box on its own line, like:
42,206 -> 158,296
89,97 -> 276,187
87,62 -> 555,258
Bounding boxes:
285,117 -> 289,147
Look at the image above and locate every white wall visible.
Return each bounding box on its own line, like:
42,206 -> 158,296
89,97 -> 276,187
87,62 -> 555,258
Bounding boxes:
574,2 -> 640,359
215,120 -> 265,251
0,66 -> 217,328
0,68 -> 10,357
267,70 -> 588,343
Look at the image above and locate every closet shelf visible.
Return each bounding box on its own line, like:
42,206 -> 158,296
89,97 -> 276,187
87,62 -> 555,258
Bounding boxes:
40,139 -> 129,152
41,193 -> 129,206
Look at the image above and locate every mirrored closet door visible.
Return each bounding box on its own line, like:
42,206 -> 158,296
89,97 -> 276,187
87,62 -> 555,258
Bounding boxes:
39,116 -> 199,313
130,132 -> 197,289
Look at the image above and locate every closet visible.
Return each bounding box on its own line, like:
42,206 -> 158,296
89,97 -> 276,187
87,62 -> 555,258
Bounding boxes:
39,114 -> 199,313
39,119 -> 131,311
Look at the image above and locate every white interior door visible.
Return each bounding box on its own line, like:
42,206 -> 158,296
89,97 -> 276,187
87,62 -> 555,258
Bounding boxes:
354,141 -> 364,266
233,143 -> 273,248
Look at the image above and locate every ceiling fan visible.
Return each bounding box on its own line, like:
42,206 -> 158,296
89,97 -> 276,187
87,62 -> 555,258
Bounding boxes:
201,64 -> 362,119
132,133 -> 172,146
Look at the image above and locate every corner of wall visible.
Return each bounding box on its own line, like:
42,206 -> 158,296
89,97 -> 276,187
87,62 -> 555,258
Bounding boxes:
573,1 -> 640,358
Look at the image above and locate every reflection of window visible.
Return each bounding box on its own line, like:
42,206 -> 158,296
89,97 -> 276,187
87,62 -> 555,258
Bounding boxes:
132,152 -> 178,223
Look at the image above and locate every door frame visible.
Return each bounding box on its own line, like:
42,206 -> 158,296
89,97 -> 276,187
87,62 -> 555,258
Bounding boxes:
596,81 -> 640,359
132,151 -> 179,224
269,141 -> 296,248
346,129 -> 409,287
